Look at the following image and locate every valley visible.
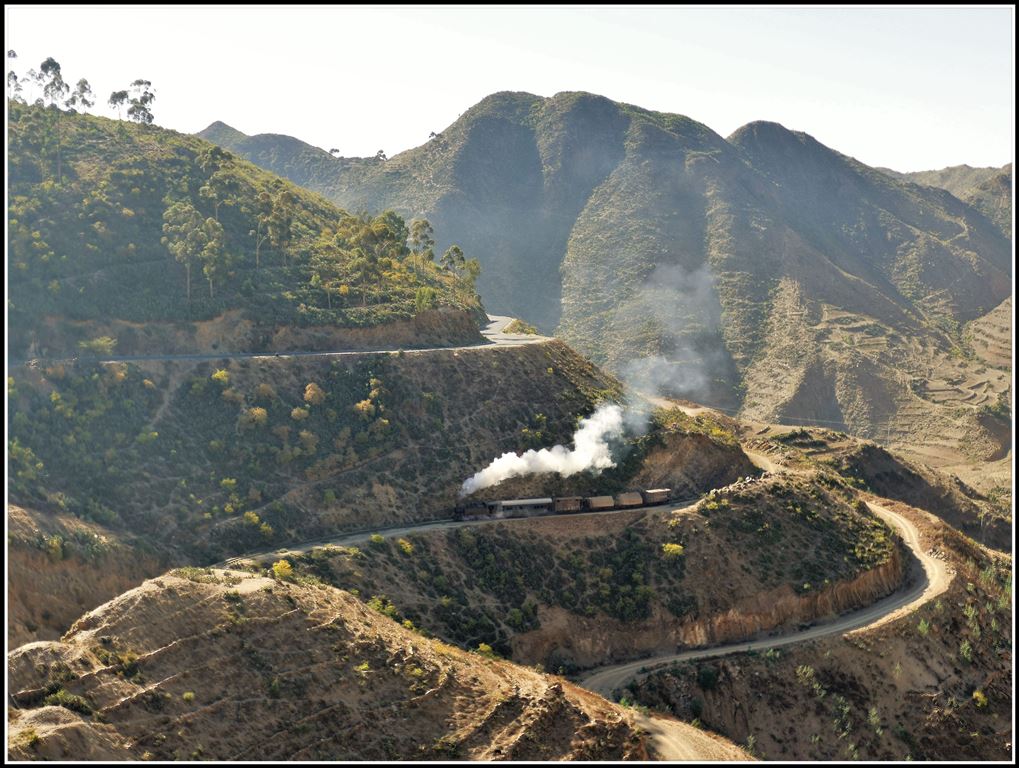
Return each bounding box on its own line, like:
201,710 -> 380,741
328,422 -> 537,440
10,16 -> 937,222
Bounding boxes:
6,55 -> 1012,763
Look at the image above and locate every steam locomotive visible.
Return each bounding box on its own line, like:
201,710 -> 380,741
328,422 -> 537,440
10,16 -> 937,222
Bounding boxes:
452,488 -> 672,521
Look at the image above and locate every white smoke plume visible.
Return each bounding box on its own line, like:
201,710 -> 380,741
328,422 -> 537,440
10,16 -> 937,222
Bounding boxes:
460,404 -> 624,496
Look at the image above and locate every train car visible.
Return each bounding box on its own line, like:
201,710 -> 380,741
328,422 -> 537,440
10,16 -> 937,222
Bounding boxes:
584,495 -> 615,511
499,498 -> 553,518
615,491 -> 643,508
553,496 -> 583,513
641,488 -> 671,505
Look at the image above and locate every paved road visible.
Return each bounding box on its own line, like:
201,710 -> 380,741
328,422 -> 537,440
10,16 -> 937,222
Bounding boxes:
9,314 -> 548,368
579,500 -> 952,700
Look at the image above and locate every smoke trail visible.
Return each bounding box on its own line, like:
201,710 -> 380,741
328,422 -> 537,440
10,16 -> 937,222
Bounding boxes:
460,404 -> 624,496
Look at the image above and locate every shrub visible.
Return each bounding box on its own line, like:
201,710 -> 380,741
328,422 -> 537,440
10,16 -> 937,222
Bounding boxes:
272,559 -> 294,580
43,689 -> 92,715
397,538 -> 414,555
369,533 -> 385,548
303,383 -> 326,405
77,336 -> 117,356
476,643 -> 499,660
210,369 -> 230,385
238,407 -> 268,429
182,691 -> 195,703
697,666 -> 718,690
959,640 -> 973,663
662,542 -> 685,559
972,689 -> 988,708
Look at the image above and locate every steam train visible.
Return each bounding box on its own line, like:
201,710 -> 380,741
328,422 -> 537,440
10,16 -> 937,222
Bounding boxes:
452,488 -> 672,521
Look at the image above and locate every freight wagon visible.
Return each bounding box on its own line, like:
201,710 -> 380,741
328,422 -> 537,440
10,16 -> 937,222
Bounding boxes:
453,488 -> 672,521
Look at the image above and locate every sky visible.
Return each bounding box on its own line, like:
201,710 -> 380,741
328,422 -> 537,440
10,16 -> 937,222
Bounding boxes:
5,5 -> 1014,171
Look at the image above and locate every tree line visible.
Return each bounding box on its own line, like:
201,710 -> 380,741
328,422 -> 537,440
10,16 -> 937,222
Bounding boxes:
7,51 -> 155,124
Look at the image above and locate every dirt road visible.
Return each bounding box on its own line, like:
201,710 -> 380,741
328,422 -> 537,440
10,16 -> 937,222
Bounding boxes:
579,500 -> 953,700
10,315 -> 548,368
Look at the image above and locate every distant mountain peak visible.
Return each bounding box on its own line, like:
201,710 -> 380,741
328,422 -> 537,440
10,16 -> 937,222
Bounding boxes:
196,120 -> 249,145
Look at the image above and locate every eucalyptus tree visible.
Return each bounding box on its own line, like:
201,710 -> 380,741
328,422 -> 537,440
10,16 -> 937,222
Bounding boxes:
65,78 -> 95,112
126,79 -> 155,124
39,57 -> 69,107
108,90 -> 128,119
162,200 -> 206,304
409,218 -> 435,279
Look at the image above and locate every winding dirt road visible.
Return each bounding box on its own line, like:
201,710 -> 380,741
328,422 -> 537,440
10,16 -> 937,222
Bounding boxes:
579,502 -> 952,698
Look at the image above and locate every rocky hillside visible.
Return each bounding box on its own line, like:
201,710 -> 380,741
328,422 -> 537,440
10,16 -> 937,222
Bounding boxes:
7,570 -> 663,760
281,471 -> 900,672
7,505 -> 167,648
879,164 -> 1012,238
199,92 -> 1012,463
629,499 -> 1012,761
741,425 -> 1011,552
8,102 -> 484,359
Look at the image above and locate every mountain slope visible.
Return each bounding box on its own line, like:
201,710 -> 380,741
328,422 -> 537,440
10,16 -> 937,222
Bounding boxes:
6,570 -> 671,760
879,163 -> 1012,239
200,92 -> 1012,463
9,102 -> 484,359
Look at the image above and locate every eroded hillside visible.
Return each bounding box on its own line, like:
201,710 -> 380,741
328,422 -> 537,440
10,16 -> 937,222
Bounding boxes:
7,570 -> 660,760
7,505 -> 167,648
628,500 -> 1012,761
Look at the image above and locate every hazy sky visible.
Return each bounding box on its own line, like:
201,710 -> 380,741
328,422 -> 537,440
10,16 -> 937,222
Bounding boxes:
6,5 -> 1014,171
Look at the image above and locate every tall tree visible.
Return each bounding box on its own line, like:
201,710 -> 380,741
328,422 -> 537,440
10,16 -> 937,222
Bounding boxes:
7,50 -> 22,103
108,90 -> 128,119
309,244 -> 343,309
161,200 -> 205,304
409,218 -> 435,279
199,217 -> 229,298
39,57 -> 69,107
126,79 -> 155,124
199,170 -> 239,220
348,246 -> 379,306
268,187 -> 295,266
65,78 -> 95,112
250,190 -> 273,270
440,244 -> 465,275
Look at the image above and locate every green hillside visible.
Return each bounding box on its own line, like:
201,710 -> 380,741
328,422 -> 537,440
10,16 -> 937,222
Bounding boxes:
9,102 -> 484,358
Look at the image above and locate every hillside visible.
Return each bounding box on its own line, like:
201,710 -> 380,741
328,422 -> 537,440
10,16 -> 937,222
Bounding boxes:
198,93 -> 1012,464
9,569 -> 702,761
741,425 -> 1011,552
7,340 -> 623,563
8,102 -> 484,359
879,163 -> 1012,238
7,504 -> 167,648
280,471 -> 901,671
629,499 -> 1012,761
